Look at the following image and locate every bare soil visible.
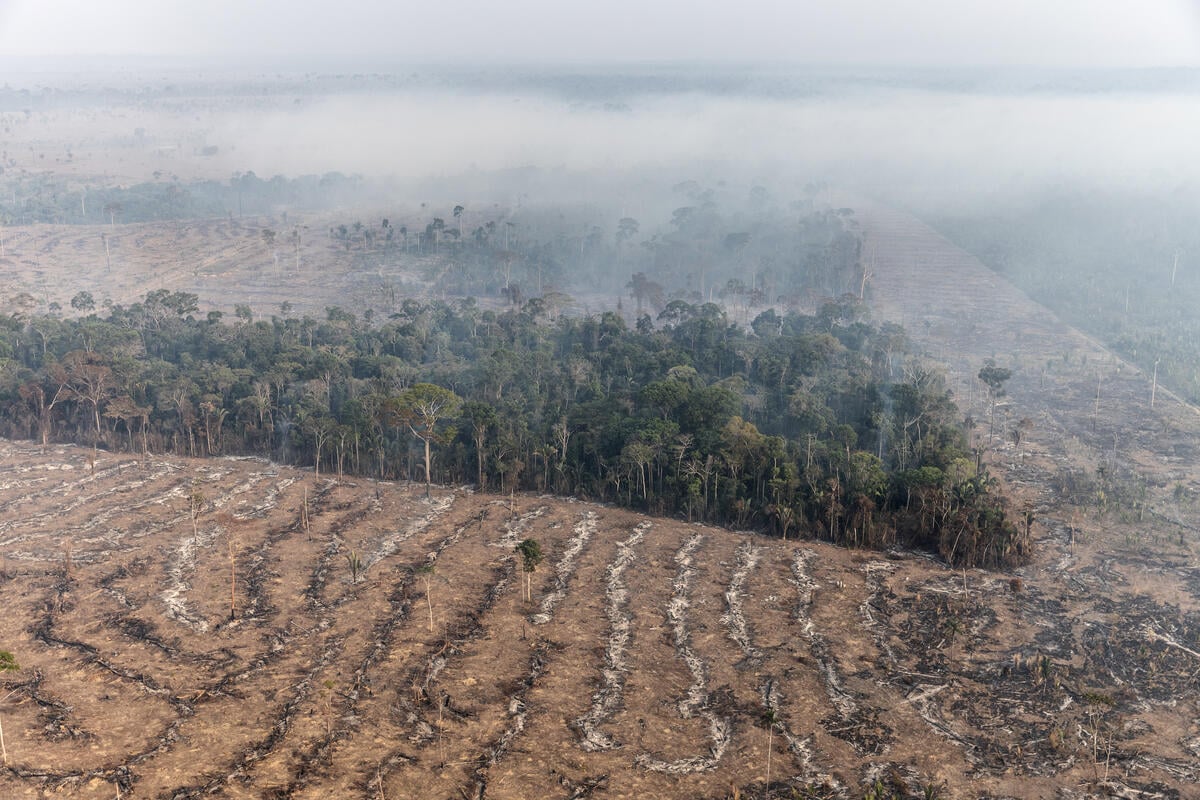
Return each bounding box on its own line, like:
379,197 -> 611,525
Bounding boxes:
0,213 -> 456,320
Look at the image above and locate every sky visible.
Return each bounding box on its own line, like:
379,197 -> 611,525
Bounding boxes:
0,0 -> 1198,67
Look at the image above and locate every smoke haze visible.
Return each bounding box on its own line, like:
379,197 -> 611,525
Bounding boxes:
205,79 -> 1200,207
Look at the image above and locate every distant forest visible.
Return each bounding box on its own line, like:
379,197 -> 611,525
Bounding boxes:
0,291 -> 1028,569
931,187 -> 1200,404
0,172 -> 864,305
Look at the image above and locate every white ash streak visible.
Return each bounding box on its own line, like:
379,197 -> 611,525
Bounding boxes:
721,541 -> 762,661
364,493 -> 456,570
531,510 -> 596,625
790,549 -> 857,719
574,522 -> 649,751
638,532 -> 730,774
232,476 -> 297,520
495,505 -> 547,549
759,678 -> 843,790
859,561 -> 899,667
161,524 -> 223,632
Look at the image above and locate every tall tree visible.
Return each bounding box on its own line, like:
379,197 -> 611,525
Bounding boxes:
0,649 -> 17,766
978,360 -> 1012,436
390,383 -> 462,497
62,351 -> 114,446
515,538 -> 543,603
461,401 -> 497,490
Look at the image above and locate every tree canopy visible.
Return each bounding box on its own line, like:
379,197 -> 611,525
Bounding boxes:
0,291 -> 1027,568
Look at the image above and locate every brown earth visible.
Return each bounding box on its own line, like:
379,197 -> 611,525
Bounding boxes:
0,213 -> 453,320
1,204 -> 1199,800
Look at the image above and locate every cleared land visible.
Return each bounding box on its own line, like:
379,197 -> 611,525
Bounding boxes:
0,213 -> 449,320
1,206 -> 1199,800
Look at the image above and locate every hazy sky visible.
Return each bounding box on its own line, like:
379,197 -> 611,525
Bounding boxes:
1,0 -> 1198,67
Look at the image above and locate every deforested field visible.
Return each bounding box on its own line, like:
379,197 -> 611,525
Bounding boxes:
3,202 -> 1200,800
1,437 -> 1199,800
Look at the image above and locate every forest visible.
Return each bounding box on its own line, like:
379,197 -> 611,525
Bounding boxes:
0,287 -> 1027,569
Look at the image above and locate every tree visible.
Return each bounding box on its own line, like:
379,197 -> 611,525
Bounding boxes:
515,538 -> 543,603
290,225 -> 303,271
262,228 -> 278,273
104,395 -> 151,458
188,485 -> 206,544
616,216 -> 639,246
417,563 -> 437,631
626,272 -> 663,316
62,350 -> 114,447
19,378 -> 68,451
226,521 -> 239,620
389,383 -> 462,497
70,291 -> 96,314
0,649 -> 18,766
461,401 -> 497,489
978,360 -> 1012,436
302,413 -> 335,477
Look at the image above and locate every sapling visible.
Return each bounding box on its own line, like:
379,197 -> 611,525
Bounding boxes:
188,485 -> 206,545
320,679 -> 336,737
761,708 -> 777,787
302,484 -> 310,537
346,550 -> 364,585
228,532 -> 238,620
515,539 -> 543,603
0,650 -> 19,766
416,564 -> 436,631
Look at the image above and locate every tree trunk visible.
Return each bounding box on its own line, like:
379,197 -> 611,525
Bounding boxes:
424,437 -> 432,498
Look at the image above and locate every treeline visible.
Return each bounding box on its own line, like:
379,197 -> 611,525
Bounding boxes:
0,290 -> 1029,568
0,171 -> 367,226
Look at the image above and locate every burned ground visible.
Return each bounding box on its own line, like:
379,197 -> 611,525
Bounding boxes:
0,430 -> 1197,800
1,204 -> 1199,799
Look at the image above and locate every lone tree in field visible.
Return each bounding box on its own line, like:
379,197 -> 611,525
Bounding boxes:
0,649 -> 18,766
345,550 -> 364,584
978,359 -> 1012,437
188,485 -> 206,545
417,563 -> 437,631
390,383 -> 462,498
516,538 -> 543,603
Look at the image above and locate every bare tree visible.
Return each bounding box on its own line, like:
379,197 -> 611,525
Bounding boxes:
62,351 -> 114,448
19,378 -> 69,451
